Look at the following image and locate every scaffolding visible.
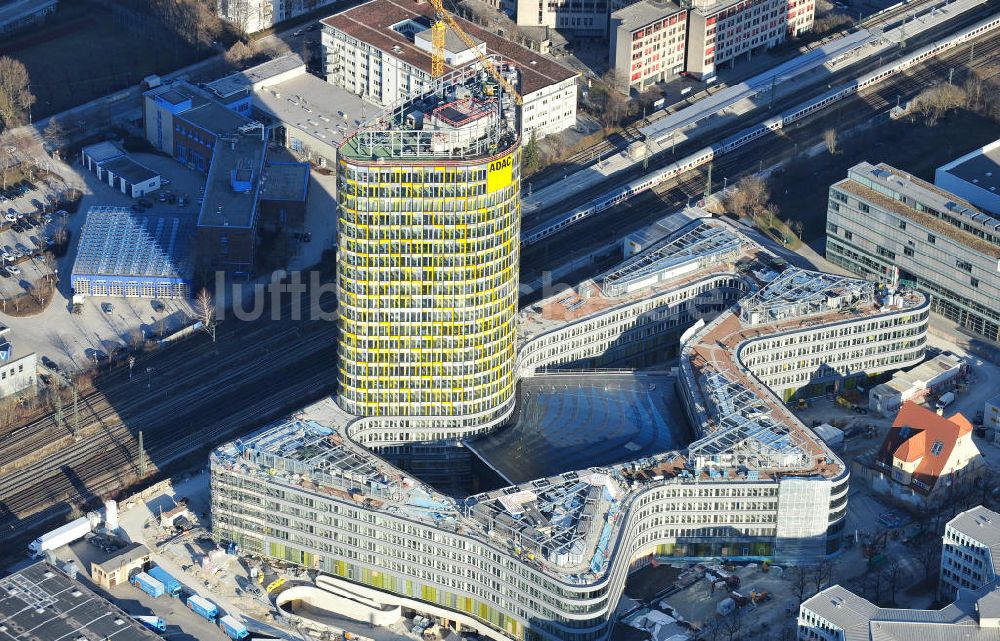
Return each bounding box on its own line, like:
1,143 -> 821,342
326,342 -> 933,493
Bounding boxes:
738,268 -> 875,326
687,370 -> 812,473
463,470 -> 622,578
602,222 -> 745,297
339,60 -> 519,161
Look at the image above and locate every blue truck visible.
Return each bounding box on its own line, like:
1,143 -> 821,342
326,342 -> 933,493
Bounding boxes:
186,594 -> 218,621
131,615 -> 166,633
218,615 -> 250,640
147,566 -> 182,598
131,572 -> 165,599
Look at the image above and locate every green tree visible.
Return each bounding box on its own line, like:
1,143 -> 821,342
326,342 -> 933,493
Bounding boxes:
523,129 -> 540,171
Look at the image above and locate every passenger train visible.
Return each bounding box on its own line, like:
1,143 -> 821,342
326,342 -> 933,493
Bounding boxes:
521,13 -> 1000,247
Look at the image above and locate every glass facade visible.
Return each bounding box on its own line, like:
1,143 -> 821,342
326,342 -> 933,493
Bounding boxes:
336,147 -> 521,434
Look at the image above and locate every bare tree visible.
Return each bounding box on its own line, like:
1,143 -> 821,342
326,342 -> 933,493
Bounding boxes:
220,0 -> 255,37
43,117 -> 66,156
790,219 -> 804,239
595,71 -> 629,130
823,128 -> 838,154
224,41 -> 257,68
912,84 -> 968,126
790,565 -> 815,604
812,560 -> 834,594
722,608 -> 744,641
196,288 -> 218,342
0,56 -> 35,129
725,175 -> 771,219
128,329 -> 146,352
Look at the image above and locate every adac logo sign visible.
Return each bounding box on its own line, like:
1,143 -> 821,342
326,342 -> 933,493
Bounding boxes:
487,155 -> 514,193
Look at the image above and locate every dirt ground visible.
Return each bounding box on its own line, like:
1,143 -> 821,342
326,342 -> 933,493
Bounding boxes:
769,109 -> 1000,243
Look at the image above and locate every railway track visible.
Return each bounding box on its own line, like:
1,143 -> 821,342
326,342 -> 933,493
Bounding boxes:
0,289 -> 341,534
521,30 -> 1000,280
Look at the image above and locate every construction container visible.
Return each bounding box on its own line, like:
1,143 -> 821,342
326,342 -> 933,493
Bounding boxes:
131,572 -> 166,599
186,594 -> 218,621
147,566 -> 182,597
219,615 -> 250,640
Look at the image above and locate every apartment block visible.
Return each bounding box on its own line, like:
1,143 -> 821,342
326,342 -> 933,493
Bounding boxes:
609,0 -> 687,91
513,0 -> 610,33
218,0 -> 336,34
321,0 -> 579,141
826,162 -> 1000,342
685,0 -> 812,79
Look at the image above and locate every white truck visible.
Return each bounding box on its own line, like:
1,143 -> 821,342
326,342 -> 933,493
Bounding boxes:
28,516 -> 96,558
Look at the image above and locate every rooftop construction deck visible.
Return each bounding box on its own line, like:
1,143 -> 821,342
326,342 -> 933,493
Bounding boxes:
338,62 -> 519,162
681,268 -> 926,478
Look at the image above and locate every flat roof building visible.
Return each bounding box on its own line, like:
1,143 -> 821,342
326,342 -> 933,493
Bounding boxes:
800,506 -> 1000,641
827,162 -> 1000,343
869,352 -> 965,416
90,542 -> 151,590
685,0 -> 814,79
72,206 -> 193,299
0,326 -> 36,400
935,139 -> 1000,216
218,0 -> 335,34
0,0 -> 57,36
609,0 -> 687,92
0,562 -> 159,641
321,0 -> 579,141
196,133 -> 268,275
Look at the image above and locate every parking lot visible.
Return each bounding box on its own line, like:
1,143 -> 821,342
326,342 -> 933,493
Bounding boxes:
0,176 -> 68,299
0,152 -> 198,375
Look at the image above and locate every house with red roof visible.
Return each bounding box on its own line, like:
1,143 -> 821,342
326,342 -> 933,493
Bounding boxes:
868,401 -> 985,509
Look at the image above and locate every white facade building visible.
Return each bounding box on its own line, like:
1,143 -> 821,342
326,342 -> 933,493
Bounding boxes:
321,0 -> 579,141
218,0 -> 336,34
935,139 -> 1000,216
0,330 -> 36,399
940,506 -> 1000,600
799,506 -> 1000,641
214,219 -> 933,641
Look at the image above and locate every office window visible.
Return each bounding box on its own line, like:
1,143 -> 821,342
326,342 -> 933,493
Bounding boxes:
844,230 -> 853,241
904,246 -> 914,257
928,233 -> 936,244
858,203 -> 870,213
827,222 -> 838,234
956,259 -> 972,273
971,277 -> 979,288
898,220 -> 906,230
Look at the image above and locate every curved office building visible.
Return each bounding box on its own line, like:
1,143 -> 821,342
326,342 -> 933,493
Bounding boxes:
213,219 -> 931,641
335,65 -> 521,442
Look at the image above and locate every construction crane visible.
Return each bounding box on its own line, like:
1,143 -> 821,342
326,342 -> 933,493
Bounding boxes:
428,0 -> 523,105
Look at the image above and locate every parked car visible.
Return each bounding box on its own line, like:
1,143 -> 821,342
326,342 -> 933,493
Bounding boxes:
7,264 -> 20,275
102,302 -> 113,313
41,356 -> 59,371
3,212 -> 15,222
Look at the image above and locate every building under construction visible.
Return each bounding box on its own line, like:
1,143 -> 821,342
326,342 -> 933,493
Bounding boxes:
335,63 -> 522,444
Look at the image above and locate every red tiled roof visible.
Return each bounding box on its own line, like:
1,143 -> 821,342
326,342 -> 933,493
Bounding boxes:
321,0 -> 578,95
876,401 -> 974,494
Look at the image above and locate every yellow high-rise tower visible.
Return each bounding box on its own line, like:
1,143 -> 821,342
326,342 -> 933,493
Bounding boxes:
336,63 -> 521,445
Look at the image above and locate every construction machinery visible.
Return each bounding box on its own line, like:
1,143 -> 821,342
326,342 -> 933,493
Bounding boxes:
427,0 -> 522,105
